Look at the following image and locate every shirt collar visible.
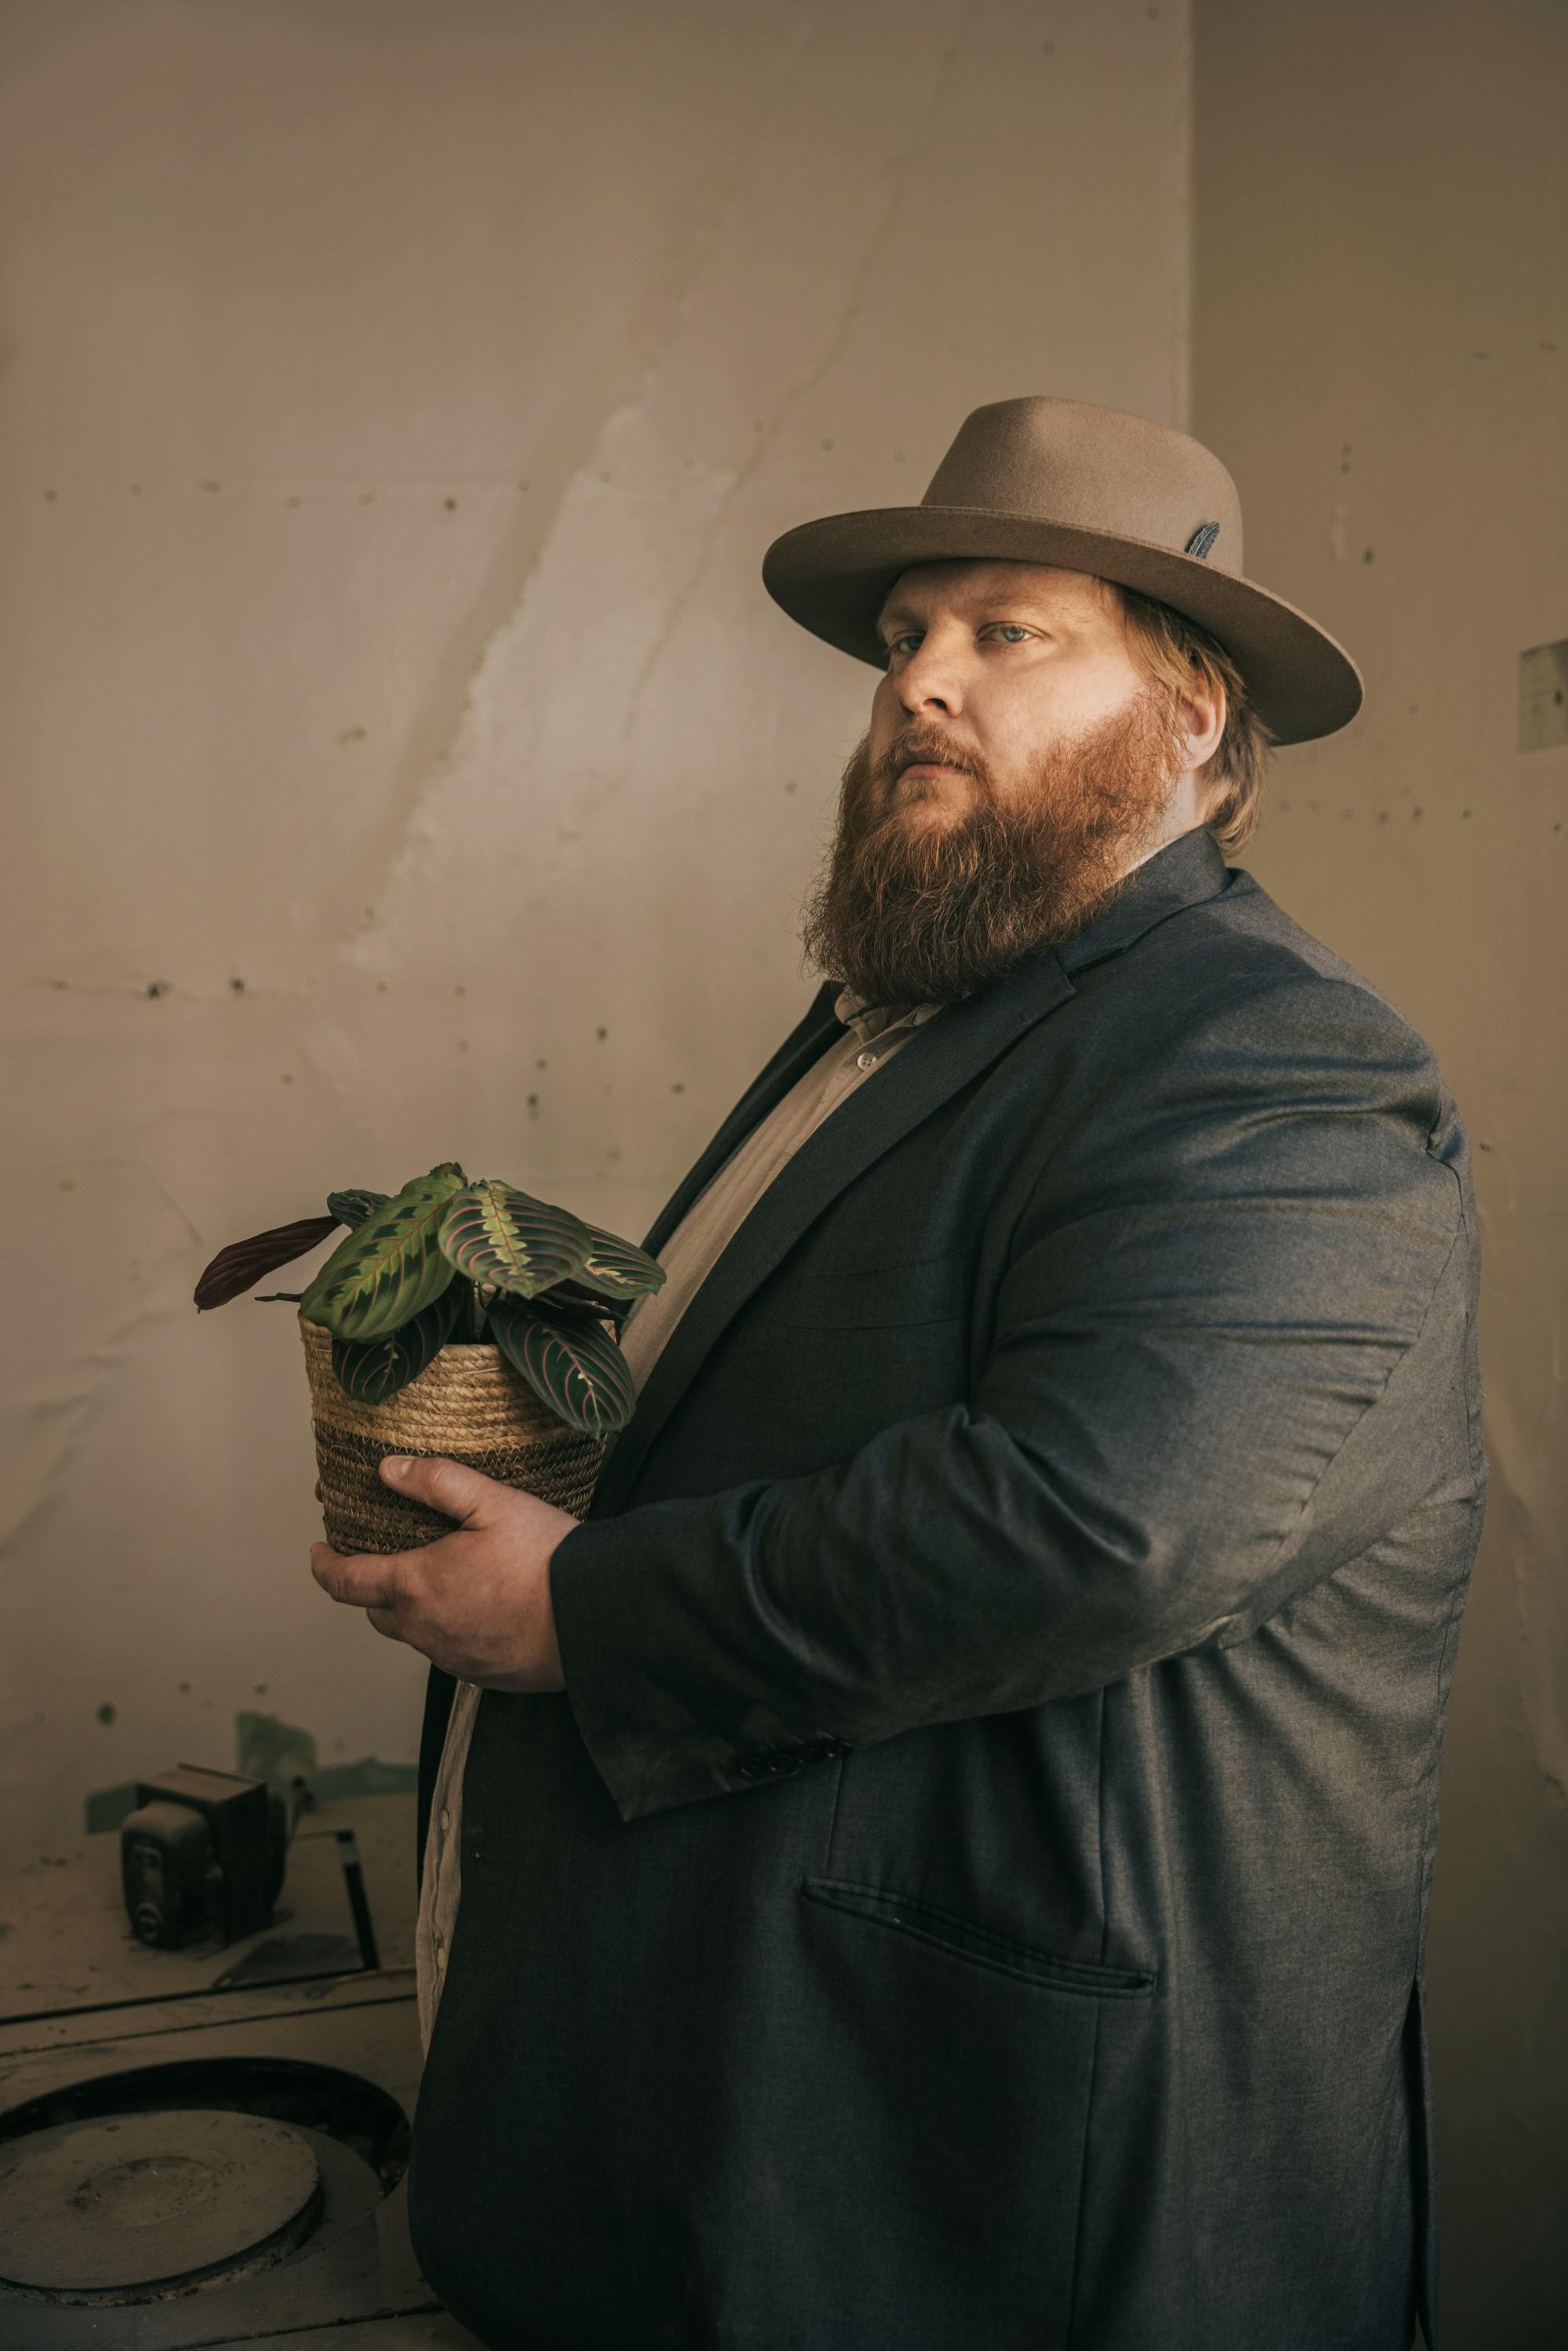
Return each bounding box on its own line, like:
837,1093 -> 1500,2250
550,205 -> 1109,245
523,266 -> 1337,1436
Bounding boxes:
833,983 -> 949,1044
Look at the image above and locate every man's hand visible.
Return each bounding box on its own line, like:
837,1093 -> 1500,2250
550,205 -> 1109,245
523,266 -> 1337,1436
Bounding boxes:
309,1456 -> 579,1692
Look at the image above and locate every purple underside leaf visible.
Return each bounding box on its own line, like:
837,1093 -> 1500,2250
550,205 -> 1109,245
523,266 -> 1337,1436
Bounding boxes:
194,1215 -> 342,1310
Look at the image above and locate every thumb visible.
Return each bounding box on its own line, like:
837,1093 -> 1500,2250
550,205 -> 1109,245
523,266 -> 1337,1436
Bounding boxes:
379,1452 -> 495,1524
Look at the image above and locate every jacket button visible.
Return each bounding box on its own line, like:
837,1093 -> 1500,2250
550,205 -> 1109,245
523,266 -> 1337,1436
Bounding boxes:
735,1757 -> 766,1779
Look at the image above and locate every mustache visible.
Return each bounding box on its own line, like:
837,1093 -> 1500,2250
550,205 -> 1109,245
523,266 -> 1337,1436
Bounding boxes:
880,733 -> 982,784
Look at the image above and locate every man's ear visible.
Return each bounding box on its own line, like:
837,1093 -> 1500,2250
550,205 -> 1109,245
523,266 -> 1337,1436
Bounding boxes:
1178,673 -> 1227,771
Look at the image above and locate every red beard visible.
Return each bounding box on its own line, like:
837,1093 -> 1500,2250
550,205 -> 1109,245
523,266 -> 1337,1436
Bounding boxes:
798,688 -> 1190,1007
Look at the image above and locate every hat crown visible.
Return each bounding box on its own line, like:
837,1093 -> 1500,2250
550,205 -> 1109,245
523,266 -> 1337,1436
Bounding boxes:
921,396 -> 1245,579
758,389 -> 1363,743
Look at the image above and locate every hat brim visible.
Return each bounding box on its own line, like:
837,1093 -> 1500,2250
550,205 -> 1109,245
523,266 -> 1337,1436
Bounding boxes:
760,505 -> 1363,746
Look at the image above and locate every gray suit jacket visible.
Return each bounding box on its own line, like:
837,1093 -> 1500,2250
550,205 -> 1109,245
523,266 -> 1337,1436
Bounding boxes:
409,827 -> 1484,2351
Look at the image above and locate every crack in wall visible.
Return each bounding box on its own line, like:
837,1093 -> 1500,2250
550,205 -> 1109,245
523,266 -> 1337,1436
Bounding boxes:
339,51 -> 822,957
588,34 -> 967,858
342,27 -> 970,974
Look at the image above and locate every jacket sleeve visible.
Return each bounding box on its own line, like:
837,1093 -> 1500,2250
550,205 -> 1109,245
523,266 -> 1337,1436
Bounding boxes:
546,973 -> 1470,1822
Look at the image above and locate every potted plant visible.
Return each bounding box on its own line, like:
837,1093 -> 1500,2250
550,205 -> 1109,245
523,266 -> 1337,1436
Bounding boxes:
194,1162 -> 664,1553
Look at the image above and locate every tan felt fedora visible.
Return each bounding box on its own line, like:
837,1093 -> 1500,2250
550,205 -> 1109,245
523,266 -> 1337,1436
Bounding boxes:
760,395 -> 1363,745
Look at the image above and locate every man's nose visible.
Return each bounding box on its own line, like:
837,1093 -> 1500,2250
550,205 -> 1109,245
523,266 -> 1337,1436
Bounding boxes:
892,640 -> 965,718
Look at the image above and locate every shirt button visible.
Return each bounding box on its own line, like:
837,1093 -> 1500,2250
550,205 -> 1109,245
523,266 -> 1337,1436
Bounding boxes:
439,1807 -> 451,1832
435,1943 -> 447,1970
855,1048 -> 877,1070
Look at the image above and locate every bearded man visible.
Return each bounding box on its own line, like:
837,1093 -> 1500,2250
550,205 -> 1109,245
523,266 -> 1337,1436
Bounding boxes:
313,397 -> 1484,2351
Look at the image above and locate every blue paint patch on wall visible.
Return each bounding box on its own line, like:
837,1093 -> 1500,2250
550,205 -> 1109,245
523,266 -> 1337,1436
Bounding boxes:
82,1710 -> 416,1833
235,1708 -> 418,1803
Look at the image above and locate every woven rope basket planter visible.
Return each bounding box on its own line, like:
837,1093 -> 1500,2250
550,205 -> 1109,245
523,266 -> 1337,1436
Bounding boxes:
300,1313 -> 609,1553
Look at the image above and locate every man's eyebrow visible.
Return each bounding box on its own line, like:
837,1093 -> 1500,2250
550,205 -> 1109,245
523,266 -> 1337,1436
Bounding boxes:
874,598 -> 1060,638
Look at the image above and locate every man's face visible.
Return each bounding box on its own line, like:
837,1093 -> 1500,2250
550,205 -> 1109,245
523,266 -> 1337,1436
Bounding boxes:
797,558 -> 1201,1007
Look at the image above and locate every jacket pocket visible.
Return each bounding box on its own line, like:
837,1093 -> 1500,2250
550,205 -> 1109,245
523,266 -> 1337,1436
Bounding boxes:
798,1875 -> 1156,1998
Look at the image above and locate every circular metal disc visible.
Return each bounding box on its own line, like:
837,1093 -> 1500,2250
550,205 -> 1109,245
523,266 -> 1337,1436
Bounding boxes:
0,2109 -> 322,2292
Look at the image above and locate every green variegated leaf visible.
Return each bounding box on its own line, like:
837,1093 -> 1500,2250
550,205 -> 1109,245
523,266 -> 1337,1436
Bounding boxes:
326,1187 -> 389,1230
299,1166 -> 466,1340
550,1223 -> 666,1308
438,1182 -> 594,1300
488,1292 -> 636,1437
330,1281 -> 466,1404
548,1276 -> 633,1318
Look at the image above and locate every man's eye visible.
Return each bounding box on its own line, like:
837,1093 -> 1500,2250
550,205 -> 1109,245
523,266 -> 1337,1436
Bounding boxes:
882,623 -> 1033,660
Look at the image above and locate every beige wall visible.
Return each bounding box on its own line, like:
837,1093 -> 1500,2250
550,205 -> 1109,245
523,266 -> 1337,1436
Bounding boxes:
5,7 -> 1559,2326
0,2 -> 1192,1842
1193,2 -> 1566,2341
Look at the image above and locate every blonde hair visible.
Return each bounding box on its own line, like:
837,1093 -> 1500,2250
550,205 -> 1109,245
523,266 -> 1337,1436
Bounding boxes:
1101,580 -> 1276,858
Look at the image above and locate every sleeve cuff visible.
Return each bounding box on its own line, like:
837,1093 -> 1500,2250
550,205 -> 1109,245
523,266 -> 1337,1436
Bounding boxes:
546,1501 -> 852,1824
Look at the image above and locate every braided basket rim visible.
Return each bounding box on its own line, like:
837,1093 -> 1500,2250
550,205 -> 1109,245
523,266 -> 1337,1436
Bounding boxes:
298,1308 -> 595,1445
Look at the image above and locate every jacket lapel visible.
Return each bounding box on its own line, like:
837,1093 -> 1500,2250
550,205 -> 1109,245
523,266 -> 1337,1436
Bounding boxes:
1055,823 -> 1240,979
589,957 -> 1076,1517
637,984 -> 845,1263
589,826 -> 1237,1518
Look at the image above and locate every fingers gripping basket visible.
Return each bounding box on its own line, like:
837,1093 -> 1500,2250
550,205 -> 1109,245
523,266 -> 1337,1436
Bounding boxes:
301,1314 -> 608,1553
